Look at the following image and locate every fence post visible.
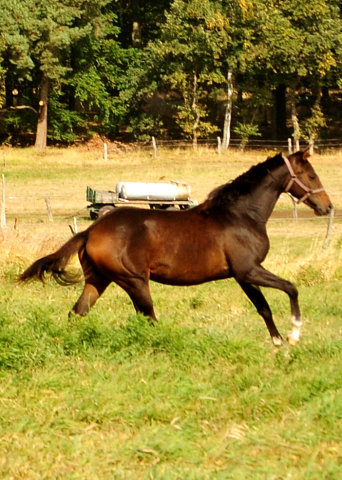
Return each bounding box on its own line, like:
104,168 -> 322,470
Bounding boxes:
69,217 -> 78,236
104,143 -> 108,161
1,174 -> 6,230
287,193 -> 298,221
323,207 -> 334,250
217,137 -> 222,155
309,139 -> 314,156
45,196 -> 53,222
152,137 -> 157,158
287,138 -> 292,155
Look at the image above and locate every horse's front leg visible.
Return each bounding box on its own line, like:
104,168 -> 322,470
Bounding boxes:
241,265 -> 302,346
115,276 -> 158,324
238,281 -> 284,346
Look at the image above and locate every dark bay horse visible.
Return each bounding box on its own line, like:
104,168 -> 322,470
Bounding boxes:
19,149 -> 332,346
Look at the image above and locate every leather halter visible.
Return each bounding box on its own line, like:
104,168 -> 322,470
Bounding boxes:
282,155 -> 325,204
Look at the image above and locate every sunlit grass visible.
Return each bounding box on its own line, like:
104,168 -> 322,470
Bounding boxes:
0,146 -> 342,479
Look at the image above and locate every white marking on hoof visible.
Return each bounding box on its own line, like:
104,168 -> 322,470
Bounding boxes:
272,336 -> 284,347
287,335 -> 299,346
288,316 -> 302,345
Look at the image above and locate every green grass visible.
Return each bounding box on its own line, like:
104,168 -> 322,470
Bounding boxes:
1,273 -> 342,479
0,147 -> 342,478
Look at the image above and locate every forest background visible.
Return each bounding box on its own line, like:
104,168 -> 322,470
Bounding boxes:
1,0 -> 342,150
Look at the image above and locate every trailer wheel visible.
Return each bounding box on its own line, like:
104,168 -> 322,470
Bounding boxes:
98,205 -> 115,218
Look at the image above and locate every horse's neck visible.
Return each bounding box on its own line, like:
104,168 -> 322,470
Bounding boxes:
239,165 -> 286,223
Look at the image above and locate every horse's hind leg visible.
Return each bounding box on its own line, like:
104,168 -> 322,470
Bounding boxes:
238,281 -> 284,346
69,270 -> 110,317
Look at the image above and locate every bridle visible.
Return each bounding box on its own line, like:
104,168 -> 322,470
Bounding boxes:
282,155 -> 325,204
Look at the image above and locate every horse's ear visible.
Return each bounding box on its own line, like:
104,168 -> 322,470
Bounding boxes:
302,146 -> 312,160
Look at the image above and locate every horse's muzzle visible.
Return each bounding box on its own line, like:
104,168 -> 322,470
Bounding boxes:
314,202 -> 333,216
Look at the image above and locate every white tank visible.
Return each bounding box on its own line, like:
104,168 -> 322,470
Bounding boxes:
116,181 -> 191,201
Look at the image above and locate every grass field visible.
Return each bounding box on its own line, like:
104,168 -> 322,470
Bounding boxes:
0,146 -> 342,479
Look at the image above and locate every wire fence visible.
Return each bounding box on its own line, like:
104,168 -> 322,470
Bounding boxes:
0,138 -> 339,249
103,137 -> 342,159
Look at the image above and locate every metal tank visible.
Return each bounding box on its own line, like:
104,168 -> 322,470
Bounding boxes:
116,181 -> 191,201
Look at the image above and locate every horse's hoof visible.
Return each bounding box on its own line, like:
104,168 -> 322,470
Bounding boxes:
272,336 -> 284,347
287,335 -> 299,346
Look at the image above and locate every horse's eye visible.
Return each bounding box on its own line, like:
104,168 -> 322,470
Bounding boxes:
309,175 -> 316,180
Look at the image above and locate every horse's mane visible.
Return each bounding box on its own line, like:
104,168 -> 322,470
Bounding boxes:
204,153 -> 283,208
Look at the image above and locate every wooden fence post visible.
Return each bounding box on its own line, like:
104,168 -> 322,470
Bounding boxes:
152,137 -> 157,158
323,207 -> 334,250
104,143 -> 108,161
1,174 -> 6,229
287,138 -> 292,155
287,193 -> 298,221
309,139 -> 314,156
45,196 -> 53,221
217,137 -> 221,155
69,217 -> 78,236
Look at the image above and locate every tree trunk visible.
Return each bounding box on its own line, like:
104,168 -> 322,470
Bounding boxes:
191,72 -> 199,149
0,78 -> 5,109
321,86 -> 331,114
309,85 -> 323,154
222,68 -> 233,151
131,0 -> 141,47
271,84 -> 287,140
35,75 -> 49,149
289,86 -> 300,151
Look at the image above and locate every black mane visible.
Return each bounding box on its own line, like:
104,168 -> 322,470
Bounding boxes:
205,153 -> 283,207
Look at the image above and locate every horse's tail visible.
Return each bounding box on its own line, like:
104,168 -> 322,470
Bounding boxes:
18,230 -> 88,286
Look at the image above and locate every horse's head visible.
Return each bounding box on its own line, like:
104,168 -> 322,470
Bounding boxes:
284,148 -> 333,216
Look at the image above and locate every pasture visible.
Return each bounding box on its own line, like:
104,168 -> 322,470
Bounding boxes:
0,146 -> 342,479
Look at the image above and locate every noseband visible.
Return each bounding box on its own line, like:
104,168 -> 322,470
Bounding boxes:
282,155 -> 325,204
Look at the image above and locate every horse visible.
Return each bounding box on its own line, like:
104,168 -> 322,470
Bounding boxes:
19,148 -> 332,346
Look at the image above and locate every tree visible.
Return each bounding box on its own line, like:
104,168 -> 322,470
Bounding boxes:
132,0 -> 233,144
31,0 -> 111,149
69,8 -> 134,140
116,0 -> 173,48
1,0 -> 342,146
243,0 -> 342,142
0,0 -> 37,143
1,0 -> 112,148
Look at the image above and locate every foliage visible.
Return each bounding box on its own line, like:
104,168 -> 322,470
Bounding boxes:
0,109 -> 36,145
143,0 -> 232,142
233,121 -> 261,150
1,0 -> 342,144
48,93 -> 89,144
301,104 -> 327,142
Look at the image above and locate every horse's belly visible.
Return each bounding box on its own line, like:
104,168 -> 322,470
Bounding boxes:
149,255 -> 230,286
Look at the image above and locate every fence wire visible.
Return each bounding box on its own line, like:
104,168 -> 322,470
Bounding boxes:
104,137 -> 342,156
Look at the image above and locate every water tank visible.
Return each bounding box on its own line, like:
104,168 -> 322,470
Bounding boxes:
116,181 -> 191,201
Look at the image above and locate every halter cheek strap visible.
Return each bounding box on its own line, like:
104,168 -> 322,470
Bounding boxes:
282,155 -> 325,204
